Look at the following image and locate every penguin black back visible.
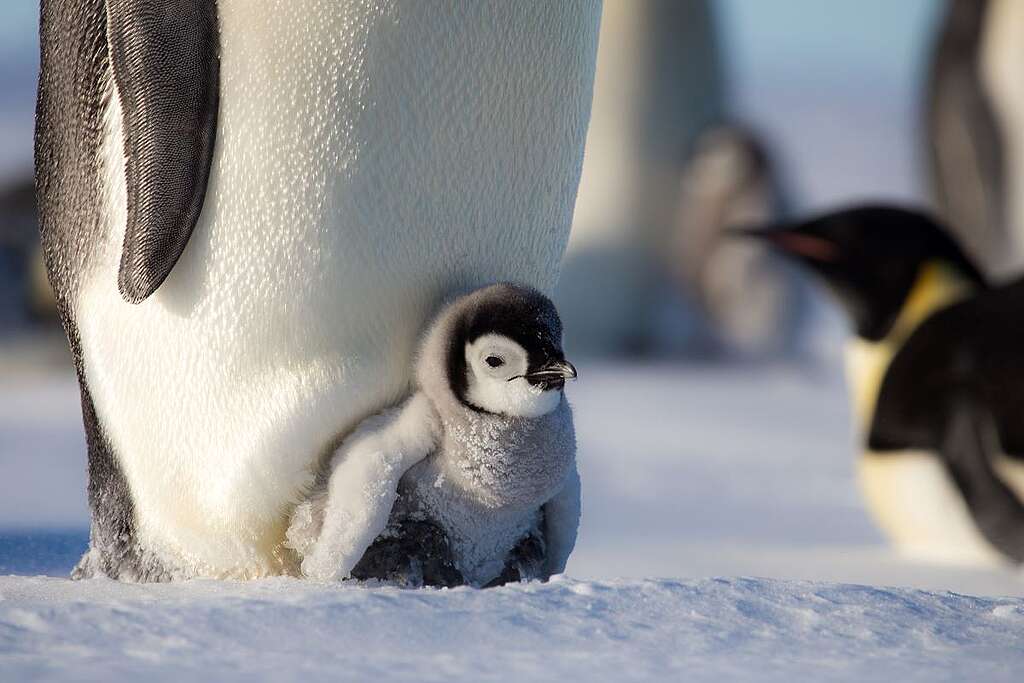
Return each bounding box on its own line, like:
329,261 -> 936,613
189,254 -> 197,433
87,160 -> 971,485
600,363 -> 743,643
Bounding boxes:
871,279 -> 1024,560
36,0 -> 148,580
35,0 -> 220,580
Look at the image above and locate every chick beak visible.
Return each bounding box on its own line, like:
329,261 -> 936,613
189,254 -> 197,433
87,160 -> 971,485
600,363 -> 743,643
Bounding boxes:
523,359 -> 578,390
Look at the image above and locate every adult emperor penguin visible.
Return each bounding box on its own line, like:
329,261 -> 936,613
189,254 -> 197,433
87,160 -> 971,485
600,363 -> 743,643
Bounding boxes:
746,205 -> 1024,565
925,0 -> 1024,278
35,1 -> 601,580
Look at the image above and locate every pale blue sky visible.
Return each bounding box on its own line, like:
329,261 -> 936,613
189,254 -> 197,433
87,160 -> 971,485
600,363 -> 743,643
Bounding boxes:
714,0 -> 944,209
0,1 -> 37,77
718,0 -> 940,87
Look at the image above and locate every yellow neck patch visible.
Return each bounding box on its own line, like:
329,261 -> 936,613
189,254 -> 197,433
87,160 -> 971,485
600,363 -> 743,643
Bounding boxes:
845,261 -> 978,431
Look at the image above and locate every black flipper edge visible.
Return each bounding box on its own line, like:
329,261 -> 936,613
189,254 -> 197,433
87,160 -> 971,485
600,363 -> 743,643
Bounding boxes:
106,0 -> 219,303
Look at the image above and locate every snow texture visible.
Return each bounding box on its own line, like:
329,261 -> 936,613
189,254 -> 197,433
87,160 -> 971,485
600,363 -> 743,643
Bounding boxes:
1,575 -> 1023,682
4,361 -> 1024,679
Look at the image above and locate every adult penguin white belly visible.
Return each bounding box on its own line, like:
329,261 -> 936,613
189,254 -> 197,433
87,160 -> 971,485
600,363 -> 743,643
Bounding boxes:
36,0 -> 601,580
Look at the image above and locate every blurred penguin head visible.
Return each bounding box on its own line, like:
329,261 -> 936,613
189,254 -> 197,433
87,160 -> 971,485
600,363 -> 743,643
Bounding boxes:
740,205 -> 987,341
423,283 -> 576,418
673,124 -> 798,356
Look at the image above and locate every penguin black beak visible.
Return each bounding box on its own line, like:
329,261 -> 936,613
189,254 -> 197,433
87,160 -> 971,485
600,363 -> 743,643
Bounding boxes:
522,359 -> 578,389
730,224 -> 840,264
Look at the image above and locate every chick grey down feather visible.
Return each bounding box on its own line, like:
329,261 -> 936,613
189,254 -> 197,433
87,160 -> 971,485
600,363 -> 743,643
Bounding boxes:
287,284 -> 580,587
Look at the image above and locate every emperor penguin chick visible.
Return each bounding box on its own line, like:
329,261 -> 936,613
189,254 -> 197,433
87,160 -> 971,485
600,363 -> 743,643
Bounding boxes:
289,284 -> 580,586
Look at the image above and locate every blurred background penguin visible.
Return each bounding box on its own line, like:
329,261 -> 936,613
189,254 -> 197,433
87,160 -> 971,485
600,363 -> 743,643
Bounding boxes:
737,0 -> 1024,565
926,0 -> 1024,281
668,124 -> 807,360
742,206 -> 1024,566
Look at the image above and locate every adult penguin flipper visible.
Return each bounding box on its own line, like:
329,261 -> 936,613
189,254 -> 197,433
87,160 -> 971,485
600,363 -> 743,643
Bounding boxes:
106,0 -> 220,303
940,396 -> 1024,563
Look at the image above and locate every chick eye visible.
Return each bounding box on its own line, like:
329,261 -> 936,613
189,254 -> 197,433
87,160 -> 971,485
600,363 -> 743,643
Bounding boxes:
484,355 -> 505,368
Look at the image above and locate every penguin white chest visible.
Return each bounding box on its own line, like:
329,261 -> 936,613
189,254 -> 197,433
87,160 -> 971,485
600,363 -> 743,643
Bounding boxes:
77,1 -> 599,576
403,405 -> 574,584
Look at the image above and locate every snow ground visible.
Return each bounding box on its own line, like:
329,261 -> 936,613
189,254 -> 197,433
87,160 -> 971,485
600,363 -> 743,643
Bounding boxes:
3,574 -> 1023,683
2,353 -> 1023,680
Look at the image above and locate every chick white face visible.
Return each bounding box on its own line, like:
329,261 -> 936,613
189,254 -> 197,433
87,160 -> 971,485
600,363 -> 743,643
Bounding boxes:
464,334 -> 568,418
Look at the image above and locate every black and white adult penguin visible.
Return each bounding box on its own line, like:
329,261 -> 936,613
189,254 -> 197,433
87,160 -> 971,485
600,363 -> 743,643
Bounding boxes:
34,1 -> 601,580
925,0 -> 1024,278
745,205 -> 1024,565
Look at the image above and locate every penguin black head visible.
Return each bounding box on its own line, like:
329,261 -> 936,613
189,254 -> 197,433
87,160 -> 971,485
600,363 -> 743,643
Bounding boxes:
740,205 -> 987,341
439,283 -> 577,418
